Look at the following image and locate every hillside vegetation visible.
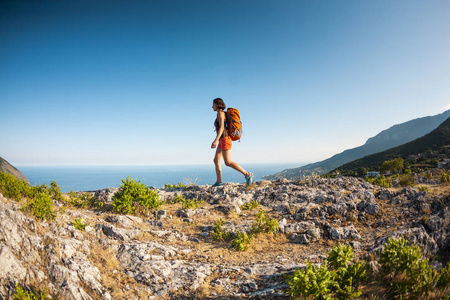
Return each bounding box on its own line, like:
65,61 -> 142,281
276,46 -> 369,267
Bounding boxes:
265,109 -> 450,180
334,116 -> 450,174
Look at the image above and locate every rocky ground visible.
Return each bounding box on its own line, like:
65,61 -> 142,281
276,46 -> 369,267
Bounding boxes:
0,176 -> 449,299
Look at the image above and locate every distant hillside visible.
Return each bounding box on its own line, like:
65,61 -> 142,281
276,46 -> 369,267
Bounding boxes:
334,116 -> 450,172
264,109 -> 450,180
0,157 -> 30,184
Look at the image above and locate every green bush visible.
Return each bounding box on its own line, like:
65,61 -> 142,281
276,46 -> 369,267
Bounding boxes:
436,262 -> 450,292
112,176 -> 163,215
285,243 -> 366,299
24,192 -> 56,221
181,197 -> 204,210
379,236 -> 437,298
285,261 -> 333,299
399,174 -> 415,187
212,218 -> 229,241
418,186 -> 429,192
164,182 -> 187,188
0,172 -> 61,221
48,181 -> 63,201
72,218 -> 88,231
252,210 -> 278,234
0,172 -> 30,201
231,230 -> 254,251
365,175 -> 392,188
68,191 -> 100,209
441,172 -> 449,183
327,244 -> 367,299
13,283 -> 51,300
242,200 -> 260,211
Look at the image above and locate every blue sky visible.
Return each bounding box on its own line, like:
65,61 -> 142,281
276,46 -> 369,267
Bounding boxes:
1,0 -> 449,166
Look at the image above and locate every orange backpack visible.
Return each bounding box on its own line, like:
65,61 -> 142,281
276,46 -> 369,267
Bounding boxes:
226,108 -> 242,141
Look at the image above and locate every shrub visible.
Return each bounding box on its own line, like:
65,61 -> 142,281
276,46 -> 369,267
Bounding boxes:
212,218 -> 229,241
24,192 -> 56,221
399,174 -> 415,187
379,236 -> 437,298
69,191 -> 100,209
418,186 -> 429,192
327,243 -> 367,299
13,283 -> 51,300
285,261 -> 333,299
0,172 -> 63,221
285,243 -> 366,299
72,218 -> 88,231
0,172 -> 30,201
48,181 -> 63,201
365,175 -> 392,188
242,200 -> 260,211
441,172 -> 449,183
164,182 -> 187,188
252,210 -> 278,234
436,262 -> 450,292
231,230 -> 254,252
181,197 -> 204,210
112,176 -> 163,215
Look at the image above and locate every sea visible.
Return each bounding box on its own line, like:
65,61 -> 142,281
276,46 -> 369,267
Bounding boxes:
18,163 -> 300,193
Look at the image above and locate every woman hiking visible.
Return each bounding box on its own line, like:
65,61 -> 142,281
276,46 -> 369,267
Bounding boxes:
211,98 -> 254,187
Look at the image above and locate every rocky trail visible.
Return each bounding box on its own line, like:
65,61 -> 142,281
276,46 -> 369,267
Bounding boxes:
1,177 -> 449,299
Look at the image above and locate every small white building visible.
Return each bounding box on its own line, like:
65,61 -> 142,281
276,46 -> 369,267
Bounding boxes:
366,171 -> 380,178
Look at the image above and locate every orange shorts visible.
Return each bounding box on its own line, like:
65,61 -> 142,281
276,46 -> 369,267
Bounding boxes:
218,136 -> 232,150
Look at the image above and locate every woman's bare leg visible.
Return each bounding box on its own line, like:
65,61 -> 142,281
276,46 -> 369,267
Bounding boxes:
213,148 -> 223,183
222,150 -> 250,177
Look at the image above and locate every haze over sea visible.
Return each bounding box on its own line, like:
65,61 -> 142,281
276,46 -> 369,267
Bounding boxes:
19,163 -> 299,193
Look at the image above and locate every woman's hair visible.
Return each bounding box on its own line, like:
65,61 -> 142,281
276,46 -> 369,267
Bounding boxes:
213,98 -> 226,110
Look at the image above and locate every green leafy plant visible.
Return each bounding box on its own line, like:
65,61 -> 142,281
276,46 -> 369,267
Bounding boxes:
164,182 -> 187,188
212,218 -> 229,241
181,197 -> 204,210
441,172 -> 449,183
285,261 -> 333,300
0,172 -> 61,220
231,230 -> 254,251
0,172 -> 30,201
399,174 -> 415,187
24,192 -> 56,221
327,244 -> 367,299
379,236 -> 436,299
365,175 -> 393,188
436,262 -> 450,295
285,243 -> 366,299
242,200 -> 260,211
112,176 -> 163,215
69,191 -> 100,209
169,193 -> 185,204
72,218 -> 88,231
48,181 -> 63,201
252,210 -> 278,234
13,284 -> 51,300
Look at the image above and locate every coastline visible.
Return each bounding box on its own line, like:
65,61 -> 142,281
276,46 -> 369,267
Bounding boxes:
18,163 -> 304,193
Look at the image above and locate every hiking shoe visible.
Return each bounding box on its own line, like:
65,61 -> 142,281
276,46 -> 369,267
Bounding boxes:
245,172 -> 254,186
212,182 -> 224,187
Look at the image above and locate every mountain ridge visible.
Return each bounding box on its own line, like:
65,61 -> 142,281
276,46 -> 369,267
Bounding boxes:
264,109 -> 450,180
0,157 -> 29,184
334,116 -> 450,172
